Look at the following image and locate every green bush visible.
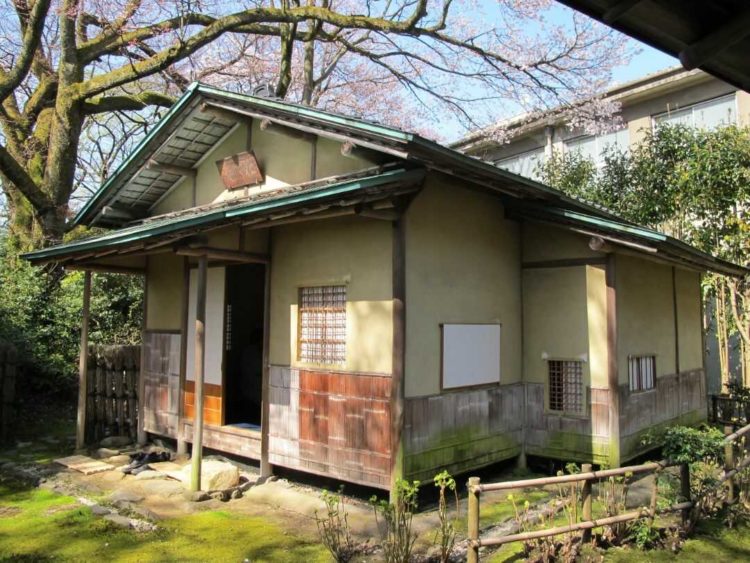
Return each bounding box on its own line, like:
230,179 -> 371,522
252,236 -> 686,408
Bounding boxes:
661,426 -> 725,465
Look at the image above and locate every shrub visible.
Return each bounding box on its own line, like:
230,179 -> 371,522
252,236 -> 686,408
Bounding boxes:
370,479 -> 419,563
314,487 -> 356,562
433,470 -> 458,562
661,426 -> 725,465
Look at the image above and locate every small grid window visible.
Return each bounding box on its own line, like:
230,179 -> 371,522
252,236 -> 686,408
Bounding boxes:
298,285 -> 347,365
549,360 -> 584,414
628,355 -> 656,392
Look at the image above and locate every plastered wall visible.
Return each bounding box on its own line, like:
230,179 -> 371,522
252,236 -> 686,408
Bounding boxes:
145,253 -> 184,331
523,266 -> 590,386
151,120 -> 378,216
404,175 -> 522,397
616,255 -> 677,382
674,268 -> 704,371
269,216 -> 393,374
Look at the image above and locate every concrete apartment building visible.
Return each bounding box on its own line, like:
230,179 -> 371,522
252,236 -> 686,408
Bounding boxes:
454,67 -> 750,181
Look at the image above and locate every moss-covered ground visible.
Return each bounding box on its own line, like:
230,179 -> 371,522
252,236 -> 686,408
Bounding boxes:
0,477 -> 328,562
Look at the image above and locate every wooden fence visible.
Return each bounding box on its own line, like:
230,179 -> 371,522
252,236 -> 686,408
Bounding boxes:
466,420 -> 750,562
710,394 -> 750,426
0,343 -> 17,443
85,345 -> 140,445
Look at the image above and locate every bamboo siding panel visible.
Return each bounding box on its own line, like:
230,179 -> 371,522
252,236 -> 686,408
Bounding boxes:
620,369 -> 706,440
184,381 -> 223,427
142,332 -> 180,438
403,384 -> 524,482
268,366 -> 392,489
85,345 -> 141,444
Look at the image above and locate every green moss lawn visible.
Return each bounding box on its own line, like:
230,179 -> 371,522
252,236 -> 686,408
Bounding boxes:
0,478 -> 328,562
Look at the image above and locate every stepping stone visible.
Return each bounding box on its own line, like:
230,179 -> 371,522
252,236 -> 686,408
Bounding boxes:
54,455 -> 114,475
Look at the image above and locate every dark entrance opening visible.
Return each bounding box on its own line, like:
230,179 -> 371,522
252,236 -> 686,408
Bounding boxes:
223,263 -> 265,427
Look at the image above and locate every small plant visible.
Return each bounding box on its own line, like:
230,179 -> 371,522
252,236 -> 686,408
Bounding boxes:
433,470 -> 458,563
598,468 -> 632,545
370,479 -> 420,563
661,425 -> 725,465
314,486 -> 356,563
626,518 -> 661,550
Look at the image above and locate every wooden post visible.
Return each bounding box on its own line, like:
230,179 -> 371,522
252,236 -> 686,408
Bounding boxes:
725,424 -> 736,504
191,255 -> 208,492
76,270 -> 92,450
260,252 -> 273,478
390,216 -> 406,496
137,263 -> 149,445
581,463 -> 593,543
606,254 -> 621,467
177,257 -> 190,456
467,476 -> 481,563
680,463 -> 691,525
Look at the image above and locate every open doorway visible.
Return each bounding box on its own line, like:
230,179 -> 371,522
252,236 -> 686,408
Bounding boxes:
223,263 -> 266,428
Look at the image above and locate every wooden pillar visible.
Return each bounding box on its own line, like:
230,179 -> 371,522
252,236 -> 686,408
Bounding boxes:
76,270 -> 92,450
177,257 -> 190,456
137,260 -> 149,445
606,254 -> 621,467
191,255 -> 208,491
467,476 -> 481,563
390,216 -> 406,496
260,237 -> 273,478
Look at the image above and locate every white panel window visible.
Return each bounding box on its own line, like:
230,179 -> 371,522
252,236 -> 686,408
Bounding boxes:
442,324 -> 501,389
186,267 -> 226,386
653,94 -> 736,130
495,147 -> 546,180
628,355 -> 656,392
564,128 -> 629,168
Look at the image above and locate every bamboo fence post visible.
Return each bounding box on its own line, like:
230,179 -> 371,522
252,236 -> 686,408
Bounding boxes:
581,463 -> 593,543
725,424 -> 736,504
680,463 -> 691,526
468,476 -> 481,563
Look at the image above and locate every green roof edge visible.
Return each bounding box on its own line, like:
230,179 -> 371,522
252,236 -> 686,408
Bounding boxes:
27,167 -> 422,262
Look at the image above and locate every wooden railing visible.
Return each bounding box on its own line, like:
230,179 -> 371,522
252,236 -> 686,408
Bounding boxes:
85,345 -> 140,445
710,394 -> 750,426
0,343 -> 17,443
467,420 -> 750,562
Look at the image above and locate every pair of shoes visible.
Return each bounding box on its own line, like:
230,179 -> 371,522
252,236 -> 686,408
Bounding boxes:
121,451 -> 172,474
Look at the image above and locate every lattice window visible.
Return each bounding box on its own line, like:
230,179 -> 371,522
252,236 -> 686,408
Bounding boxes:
298,285 -> 347,365
548,360 -> 584,414
628,355 -> 656,392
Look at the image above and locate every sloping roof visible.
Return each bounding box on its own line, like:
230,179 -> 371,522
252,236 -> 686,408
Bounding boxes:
73,82 -> 629,228
509,203 -> 747,277
26,166 -> 423,263
557,0 -> 750,94
33,82 -> 745,277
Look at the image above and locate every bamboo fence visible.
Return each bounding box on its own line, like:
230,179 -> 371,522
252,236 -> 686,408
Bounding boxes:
85,344 -> 140,444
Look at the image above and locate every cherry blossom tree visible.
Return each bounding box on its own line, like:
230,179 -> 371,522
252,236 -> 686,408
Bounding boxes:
0,0 -> 633,248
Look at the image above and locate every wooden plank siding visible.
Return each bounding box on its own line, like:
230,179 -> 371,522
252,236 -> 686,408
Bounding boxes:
182,421 -> 262,459
142,331 -> 181,438
619,368 -> 706,461
268,366 -> 392,489
403,384 -> 524,482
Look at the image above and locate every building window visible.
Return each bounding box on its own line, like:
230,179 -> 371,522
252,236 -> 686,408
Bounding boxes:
653,93 -> 736,130
548,360 -> 584,414
564,128 -> 629,168
298,285 -> 347,365
628,355 -> 656,392
495,146 -> 546,180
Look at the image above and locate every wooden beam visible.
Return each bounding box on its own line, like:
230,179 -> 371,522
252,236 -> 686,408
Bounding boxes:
679,10 -> 750,70
101,206 -> 135,221
340,141 -> 371,160
606,254 -> 621,467
65,263 -> 145,275
76,271 -> 92,450
200,102 -> 242,123
175,246 -> 269,264
147,159 -> 196,178
602,0 -> 642,24
259,118 -> 316,141
244,208 -> 356,229
260,236 -> 273,478
191,255 -> 208,492
355,205 -> 401,222
390,216 -> 406,497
